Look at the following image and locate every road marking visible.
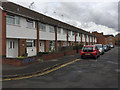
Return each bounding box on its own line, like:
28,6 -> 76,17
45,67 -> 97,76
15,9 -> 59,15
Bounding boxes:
1,59 -> 80,81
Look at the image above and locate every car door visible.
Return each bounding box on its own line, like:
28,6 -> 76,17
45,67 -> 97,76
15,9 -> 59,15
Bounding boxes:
95,46 -> 99,56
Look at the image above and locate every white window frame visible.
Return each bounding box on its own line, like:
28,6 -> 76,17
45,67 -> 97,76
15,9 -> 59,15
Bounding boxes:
26,19 -> 36,29
39,22 -> 46,31
6,15 -> 20,25
57,28 -> 61,34
63,29 -> 67,35
49,26 -> 55,33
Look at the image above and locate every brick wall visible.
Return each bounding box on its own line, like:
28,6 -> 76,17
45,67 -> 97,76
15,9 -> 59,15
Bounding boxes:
105,36 -> 115,45
2,56 -> 37,66
45,40 -> 49,52
65,50 -> 76,56
92,32 -> 105,45
18,39 -> 27,56
42,52 -> 64,60
0,9 -> 6,57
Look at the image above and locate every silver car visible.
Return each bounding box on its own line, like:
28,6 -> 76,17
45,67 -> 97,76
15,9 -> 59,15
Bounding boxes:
94,44 -> 104,55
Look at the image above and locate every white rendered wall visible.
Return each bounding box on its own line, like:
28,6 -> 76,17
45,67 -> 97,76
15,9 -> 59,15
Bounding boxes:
57,28 -> 67,41
39,24 -> 55,41
6,17 -> 37,39
82,34 -> 85,42
86,35 -> 89,42
76,33 -> 81,42
90,36 -> 92,42
69,31 -> 75,41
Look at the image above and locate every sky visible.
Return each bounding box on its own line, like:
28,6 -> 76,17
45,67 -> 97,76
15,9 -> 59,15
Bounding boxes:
7,0 -> 119,36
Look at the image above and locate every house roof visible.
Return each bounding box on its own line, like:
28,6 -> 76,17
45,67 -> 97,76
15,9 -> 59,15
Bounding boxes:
1,1 -> 96,37
104,35 -> 114,38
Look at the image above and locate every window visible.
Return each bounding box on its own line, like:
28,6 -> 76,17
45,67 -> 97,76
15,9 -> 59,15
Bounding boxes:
40,43 -> 41,46
49,26 -> 54,33
33,40 -> 36,47
39,22 -> 46,31
9,41 -> 15,49
79,33 -> 81,37
6,15 -> 20,25
26,19 -> 36,28
63,29 -> 67,35
72,31 -> 75,36
110,39 -> 112,41
15,16 -> 20,24
27,42 -> 32,47
68,31 -> 71,36
10,41 -> 12,48
27,40 -> 33,47
57,28 -> 61,34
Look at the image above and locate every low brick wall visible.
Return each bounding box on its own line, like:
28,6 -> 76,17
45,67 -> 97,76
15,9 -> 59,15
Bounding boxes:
65,50 -> 77,56
2,56 -> 37,66
42,52 -> 64,60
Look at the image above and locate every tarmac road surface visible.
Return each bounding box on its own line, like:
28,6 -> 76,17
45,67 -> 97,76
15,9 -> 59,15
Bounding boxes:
2,47 -> 119,88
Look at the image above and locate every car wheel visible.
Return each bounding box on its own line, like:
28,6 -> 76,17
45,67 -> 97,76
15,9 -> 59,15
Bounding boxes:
94,54 -> 97,59
81,56 -> 84,59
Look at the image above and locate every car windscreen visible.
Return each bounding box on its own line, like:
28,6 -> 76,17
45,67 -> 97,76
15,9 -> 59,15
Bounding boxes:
83,47 -> 93,52
95,45 -> 102,49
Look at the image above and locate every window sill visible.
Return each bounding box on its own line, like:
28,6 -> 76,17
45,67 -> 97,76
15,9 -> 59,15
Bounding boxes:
26,27 -> 36,30
39,30 -> 46,32
7,23 -> 21,27
49,31 -> 55,33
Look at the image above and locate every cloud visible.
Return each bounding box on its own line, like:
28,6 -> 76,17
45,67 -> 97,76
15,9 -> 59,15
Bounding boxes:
8,0 -> 119,35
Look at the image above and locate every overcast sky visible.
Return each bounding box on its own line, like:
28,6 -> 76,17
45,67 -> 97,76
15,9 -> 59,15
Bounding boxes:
8,0 -> 119,36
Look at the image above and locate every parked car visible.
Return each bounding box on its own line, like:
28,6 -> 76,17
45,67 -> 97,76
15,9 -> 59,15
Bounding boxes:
94,44 -> 104,55
106,44 -> 111,50
110,44 -> 114,48
81,45 -> 100,59
103,45 -> 109,52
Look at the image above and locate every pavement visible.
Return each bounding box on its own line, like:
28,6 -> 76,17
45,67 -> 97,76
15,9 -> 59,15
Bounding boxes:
2,53 -> 81,78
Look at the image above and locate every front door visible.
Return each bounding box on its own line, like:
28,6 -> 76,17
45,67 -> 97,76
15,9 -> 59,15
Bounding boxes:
39,41 -> 45,52
6,39 -> 18,58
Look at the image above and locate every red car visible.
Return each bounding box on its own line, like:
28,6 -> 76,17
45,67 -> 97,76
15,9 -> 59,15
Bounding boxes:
81,45 -> 100,59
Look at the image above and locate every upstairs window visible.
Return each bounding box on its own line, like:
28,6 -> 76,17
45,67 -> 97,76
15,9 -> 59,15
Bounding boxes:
6,15 -> 20,25
63,29 -> 67,35
49,26 -> 54,33
72,31 -> 75,36
39,22 -> 46,31
68,31 -> 71,36
26,19 -> 36,28
57,28 -> 61,34
77,33 -> 79,36
79,33 -> 81,37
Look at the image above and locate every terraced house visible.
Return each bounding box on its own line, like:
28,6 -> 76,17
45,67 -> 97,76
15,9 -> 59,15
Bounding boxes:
0,2 -> 97,58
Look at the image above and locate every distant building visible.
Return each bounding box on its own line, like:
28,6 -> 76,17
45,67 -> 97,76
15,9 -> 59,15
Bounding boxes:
115,33 -> 120,46
92,31 -> 105,45
104,35 -> 115,45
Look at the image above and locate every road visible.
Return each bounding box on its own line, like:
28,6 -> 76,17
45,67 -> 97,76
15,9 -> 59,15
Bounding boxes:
2,47 -> 119,88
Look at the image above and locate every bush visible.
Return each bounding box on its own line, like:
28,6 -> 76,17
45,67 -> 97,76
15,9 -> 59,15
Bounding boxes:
37,52 -> 49,57
17,56 -> 25,58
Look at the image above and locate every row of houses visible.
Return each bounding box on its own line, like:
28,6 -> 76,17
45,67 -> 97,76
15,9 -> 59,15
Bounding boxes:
0,2 -> 98,58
